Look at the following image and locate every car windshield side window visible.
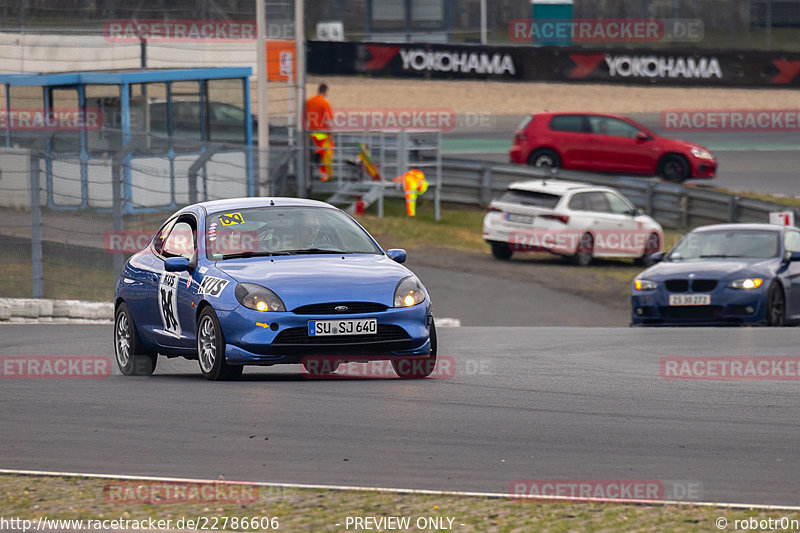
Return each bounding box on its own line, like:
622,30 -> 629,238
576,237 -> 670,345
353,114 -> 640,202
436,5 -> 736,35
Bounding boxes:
586,192 -> 611,212
549,115 -> 587,133
568,192 -> 589,211
589,116 -> 639,138
605,192 -> 633,215
152,217 -> 178,255
162,219 -> 196,260
785,230 -> 800,253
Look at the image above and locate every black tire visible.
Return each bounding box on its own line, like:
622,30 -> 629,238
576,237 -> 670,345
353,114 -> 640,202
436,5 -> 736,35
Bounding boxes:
767,283 -> 786,327
528,148 -> 561,169
635,233 -> 660,267
392,319 -> 437,379
572,232 -> 594,266
658,154 -> 690,183
490,241 -> 513,260
114,302 -> 157,376
197,307 -> 243,381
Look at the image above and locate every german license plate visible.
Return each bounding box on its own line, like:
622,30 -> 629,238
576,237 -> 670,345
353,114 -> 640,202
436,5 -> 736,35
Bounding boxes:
669,294 -> 711,306
308,318 -> 377,336
505,213 -> 534,225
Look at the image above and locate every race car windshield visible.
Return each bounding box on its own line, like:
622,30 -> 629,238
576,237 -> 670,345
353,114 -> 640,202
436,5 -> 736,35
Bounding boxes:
205,206 -> 382,260
668,230 -> 780,261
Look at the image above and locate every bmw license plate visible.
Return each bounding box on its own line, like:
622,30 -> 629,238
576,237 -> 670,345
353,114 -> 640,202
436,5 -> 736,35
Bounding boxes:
308,318 -> 377,336
669,294 -> 711,306
505,213 -> 534,225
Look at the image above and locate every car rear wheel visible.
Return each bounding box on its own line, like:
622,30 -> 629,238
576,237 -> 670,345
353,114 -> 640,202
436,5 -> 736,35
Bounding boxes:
490,241 -> 513,260
528,148 -> 561,169
197,307 -> 243,381
767,283 -> 786,327
635,233 -> 660,267
392,319 -> 437,379
658,154 -> 690,183
572,233 -> 594,266
114,302 -> 157,376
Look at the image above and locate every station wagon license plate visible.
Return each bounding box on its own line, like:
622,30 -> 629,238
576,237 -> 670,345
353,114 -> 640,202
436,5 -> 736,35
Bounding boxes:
668,294 -> 711,306
505,213 -> 534,225
308,318 -> 377,336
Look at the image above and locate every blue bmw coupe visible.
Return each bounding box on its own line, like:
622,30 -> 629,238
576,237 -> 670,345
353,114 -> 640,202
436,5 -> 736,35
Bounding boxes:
113,198 -> 436,380
631,223 -> 800,326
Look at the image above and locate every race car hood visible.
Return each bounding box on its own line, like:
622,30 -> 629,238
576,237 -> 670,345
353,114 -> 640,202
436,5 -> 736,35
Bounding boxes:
640,258 -> 775,281
215,254 -> 415,309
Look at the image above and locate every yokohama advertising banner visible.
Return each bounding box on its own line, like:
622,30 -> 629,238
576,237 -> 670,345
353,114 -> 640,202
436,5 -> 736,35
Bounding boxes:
307,40 -> 800,87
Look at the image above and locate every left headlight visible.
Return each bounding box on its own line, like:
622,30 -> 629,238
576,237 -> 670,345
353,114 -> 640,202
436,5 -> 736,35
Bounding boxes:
634,279 -> 657,291
393,276 -> 426,307
690,147 -> 714,160
235,282 -> 286,312
727,278 -> 763,290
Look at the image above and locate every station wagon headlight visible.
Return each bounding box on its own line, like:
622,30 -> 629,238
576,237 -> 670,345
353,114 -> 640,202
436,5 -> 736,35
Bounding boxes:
235,282 -> 286,312
690,148 -> 714,160
727,278 -> 763,290
394,276 -> 426,307
634,279 -> 657,291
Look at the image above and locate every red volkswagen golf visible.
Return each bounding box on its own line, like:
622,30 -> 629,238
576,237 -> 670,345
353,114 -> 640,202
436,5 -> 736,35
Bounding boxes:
510,112 -> 716,183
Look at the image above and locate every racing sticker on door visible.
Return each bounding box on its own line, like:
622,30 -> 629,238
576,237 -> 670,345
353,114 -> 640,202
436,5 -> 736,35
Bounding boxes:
159,272 -> 182,337
198,276 -> 229,297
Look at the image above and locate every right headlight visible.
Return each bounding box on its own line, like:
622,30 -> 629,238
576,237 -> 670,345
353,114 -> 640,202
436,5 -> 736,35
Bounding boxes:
634,279 -> 657,291
235,282 -> 286,312
393,276 -> 427,307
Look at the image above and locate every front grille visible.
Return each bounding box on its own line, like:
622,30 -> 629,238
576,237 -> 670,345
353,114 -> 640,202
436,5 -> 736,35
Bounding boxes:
292,302 -> 388,315
273,325 -> 410,345
659,305 -> 723,319
691,279 -> 718,292
665,279 -> 689,292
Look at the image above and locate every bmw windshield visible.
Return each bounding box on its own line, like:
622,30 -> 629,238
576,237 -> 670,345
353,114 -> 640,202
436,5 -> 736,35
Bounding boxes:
668,229 -> 780,261
205,206 -> 382,260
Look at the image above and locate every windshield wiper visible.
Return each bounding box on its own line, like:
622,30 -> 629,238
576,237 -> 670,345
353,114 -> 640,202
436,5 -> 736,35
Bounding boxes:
279,248 -> 346,255
699,254 -> 744,258
220,250 -> 289,259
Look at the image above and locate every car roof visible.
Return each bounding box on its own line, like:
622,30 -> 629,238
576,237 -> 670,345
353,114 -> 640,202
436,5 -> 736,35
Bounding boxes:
692,223 -> 789,233
509,179 -> 612,195
193,197 -> 335,214
527,111 -> 629,120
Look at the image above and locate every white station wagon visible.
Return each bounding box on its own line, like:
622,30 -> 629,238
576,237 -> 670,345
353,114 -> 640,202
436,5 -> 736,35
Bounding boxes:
482,179 -> 663,266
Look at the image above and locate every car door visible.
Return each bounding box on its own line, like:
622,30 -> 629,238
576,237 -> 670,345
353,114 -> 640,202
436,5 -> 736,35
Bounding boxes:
546,114 -> 594,169
153,216 -> 198,350
586,116 -> 655,173
782,229 -> 800,319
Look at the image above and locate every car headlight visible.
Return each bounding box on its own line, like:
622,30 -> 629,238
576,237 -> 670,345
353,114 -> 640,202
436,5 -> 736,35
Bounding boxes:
634,279 -> 657,291
727,278 -> 763,290
393,276 -> 426,307
690,147 -> 714,160
235,282 -> 286,312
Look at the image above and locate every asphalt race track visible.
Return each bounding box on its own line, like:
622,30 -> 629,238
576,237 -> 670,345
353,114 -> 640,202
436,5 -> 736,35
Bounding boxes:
2,323 -> 800,506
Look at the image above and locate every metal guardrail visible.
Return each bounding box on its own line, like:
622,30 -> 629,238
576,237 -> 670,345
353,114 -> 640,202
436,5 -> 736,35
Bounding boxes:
439,158 -> 799,230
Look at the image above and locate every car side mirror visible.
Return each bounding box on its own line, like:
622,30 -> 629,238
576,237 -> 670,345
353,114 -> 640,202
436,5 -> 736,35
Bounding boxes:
164,256 -> 190,272
636,131 -> 650,141
386,249 -> 407,264
630,208 -> 644,216
788,251 -> 800,262
651,252 -> 665,264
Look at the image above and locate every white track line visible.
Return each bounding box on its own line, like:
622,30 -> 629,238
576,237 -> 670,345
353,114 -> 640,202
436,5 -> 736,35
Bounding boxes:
1,468 -> 799,511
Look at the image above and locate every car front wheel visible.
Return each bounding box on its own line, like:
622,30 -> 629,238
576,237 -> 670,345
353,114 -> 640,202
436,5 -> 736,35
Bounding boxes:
658,154 -> 690,182
392,320 -> 437,379
766,283 -> 786,327
197,307 -> 243,381
635,233 -> 660,267
114,302 -> 157,376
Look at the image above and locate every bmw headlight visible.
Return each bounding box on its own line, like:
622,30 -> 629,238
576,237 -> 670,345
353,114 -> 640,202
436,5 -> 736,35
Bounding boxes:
235,282 -> 286,312
727,278 -> 763,290
393,276 -> 426,307
634,279 -> 657,291
690,147 -> 714,160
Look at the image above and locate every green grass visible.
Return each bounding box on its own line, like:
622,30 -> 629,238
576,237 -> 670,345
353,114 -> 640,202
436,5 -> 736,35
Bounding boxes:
1,473 -> 796,532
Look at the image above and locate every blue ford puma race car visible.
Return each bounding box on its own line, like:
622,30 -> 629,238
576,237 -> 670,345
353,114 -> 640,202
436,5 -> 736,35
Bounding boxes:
113,197 -> 436,380
631,223 -> 800,326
